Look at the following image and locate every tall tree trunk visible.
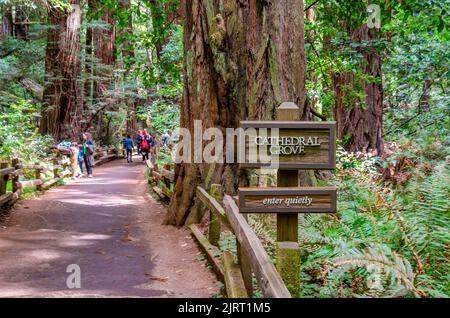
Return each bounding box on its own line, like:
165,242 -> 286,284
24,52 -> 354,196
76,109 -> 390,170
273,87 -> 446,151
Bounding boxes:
333,25 -> 384,155
91,7 -> 116,143
165,0 -> 307,226
306,6 -> 322,120
0,6 -> 13,41
149,0 -> 164,60
40,0 -> 84,141
120,0 -> 138,136
84,18 -> 93,109
93,9 -> 115,96
14,7 -> 28,40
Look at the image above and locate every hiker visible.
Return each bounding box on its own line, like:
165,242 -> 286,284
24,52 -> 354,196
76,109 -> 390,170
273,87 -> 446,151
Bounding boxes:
136,131 -> 144,154
140,134 -> 150,161
77,144 -> 84,177
82,132 -> 95,178
124,134 -> 134,163
56,135 -> 72,156
161,131 -> 170,147
70,142 -> 82,178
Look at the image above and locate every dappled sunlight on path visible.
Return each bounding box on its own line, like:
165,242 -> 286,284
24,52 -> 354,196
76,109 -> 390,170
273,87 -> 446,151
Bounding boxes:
0,159 -> 219,298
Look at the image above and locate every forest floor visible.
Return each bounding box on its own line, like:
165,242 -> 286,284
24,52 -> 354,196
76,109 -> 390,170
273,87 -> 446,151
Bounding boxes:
0,157 -> 219,297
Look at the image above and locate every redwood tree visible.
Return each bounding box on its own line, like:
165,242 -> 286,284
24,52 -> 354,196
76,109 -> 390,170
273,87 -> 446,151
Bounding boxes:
40,1 -> 84,140
165,0 -> 307,226
0,5 -> 13,41
332,24 -> 384,155
86,1 -> 117,143
117,0 -> 138,136
14,7 -> 28,40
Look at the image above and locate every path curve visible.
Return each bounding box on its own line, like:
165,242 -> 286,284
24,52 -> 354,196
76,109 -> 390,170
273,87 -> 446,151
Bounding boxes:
0,158 -> 219,297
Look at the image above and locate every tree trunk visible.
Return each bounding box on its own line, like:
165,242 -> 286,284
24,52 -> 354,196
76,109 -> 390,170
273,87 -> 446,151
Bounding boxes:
92,6 -> 116,99
92,7 -> 116,143
333,25 -> 383,155
119,1 -> 138,136
165,0 -> 307,226
0,6 -> 13,41
149,0 -> 164,60
14,7 -> 28,40
40,0 -> 84,141
84,17 -> 93,109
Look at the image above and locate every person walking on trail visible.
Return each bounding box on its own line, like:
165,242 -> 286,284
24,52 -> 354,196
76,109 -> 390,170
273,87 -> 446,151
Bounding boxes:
124,135 -> 134,163
136,132 -> 143,154
140,134 -> 150,162
82,132 -> 95,178
161,131 -> 170,147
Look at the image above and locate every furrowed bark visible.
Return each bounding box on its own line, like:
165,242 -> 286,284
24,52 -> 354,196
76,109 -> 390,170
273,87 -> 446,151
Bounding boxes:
333,25 -> 384,155
165,0 -> 307,227
40,0 -> 84,141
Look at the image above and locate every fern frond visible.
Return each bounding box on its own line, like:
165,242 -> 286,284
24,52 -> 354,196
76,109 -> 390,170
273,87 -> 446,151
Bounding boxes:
331,245 -> 423,297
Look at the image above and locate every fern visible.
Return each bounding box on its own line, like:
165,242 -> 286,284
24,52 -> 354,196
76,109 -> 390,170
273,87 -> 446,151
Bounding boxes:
331,244 -> 422,297
402,163 -> 450,292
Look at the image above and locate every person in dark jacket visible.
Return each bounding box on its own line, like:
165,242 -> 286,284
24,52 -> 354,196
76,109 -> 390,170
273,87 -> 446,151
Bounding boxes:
136,132 -> 143,154
124,135 -> 134,163
82,132 -> 95,178
78,145 -> 84,177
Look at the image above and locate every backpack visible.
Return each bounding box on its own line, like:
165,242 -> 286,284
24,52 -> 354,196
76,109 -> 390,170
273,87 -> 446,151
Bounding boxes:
150,136 -> 156,147
141,138 -> 149,151
57,141 -> 72,156
85,141 -> 95,155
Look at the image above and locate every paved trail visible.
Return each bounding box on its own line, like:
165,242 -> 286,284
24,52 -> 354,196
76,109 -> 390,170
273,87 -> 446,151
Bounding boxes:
0,158 -> 219,297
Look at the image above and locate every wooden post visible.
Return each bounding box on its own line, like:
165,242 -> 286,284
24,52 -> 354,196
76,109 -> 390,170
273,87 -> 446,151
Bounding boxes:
209,184 -> 222,247
222,250 -> 249,298
62,158 -> 68,175
53,158 -> 59,178
163,164 -> 171,189
0,161 -> 8,196
223,195 -> 291,298
276,102 -> 301,297
236,221 -> 254,297
35,162 -> 42,191
12,157 -> 19,194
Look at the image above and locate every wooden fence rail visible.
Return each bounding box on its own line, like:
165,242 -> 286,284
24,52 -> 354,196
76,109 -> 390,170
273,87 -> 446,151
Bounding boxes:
222,194 -> 291,298
145,155 -> 292,298
146,159 -> 292,298
191,184 -> 291,298
146,160 -> 174,200
0,147 -> 119,208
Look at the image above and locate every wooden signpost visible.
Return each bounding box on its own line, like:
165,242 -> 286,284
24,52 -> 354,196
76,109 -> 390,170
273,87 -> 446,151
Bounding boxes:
240,121 -> 336,169
238,102 -> 337,297
239,187 -> 337,213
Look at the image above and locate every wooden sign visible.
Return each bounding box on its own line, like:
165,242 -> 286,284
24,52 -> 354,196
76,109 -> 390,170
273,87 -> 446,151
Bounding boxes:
239,121 -> 336,170
238,187 -> 337,213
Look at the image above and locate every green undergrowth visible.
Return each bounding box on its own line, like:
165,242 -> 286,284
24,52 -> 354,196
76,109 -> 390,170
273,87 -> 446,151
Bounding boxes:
306,126 -> 448,297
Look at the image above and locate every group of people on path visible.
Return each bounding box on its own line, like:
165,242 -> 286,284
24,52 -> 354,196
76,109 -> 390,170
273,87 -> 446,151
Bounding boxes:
122,128 -> 158,163
54,128 -> 172,178
57,132 -> 96,179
